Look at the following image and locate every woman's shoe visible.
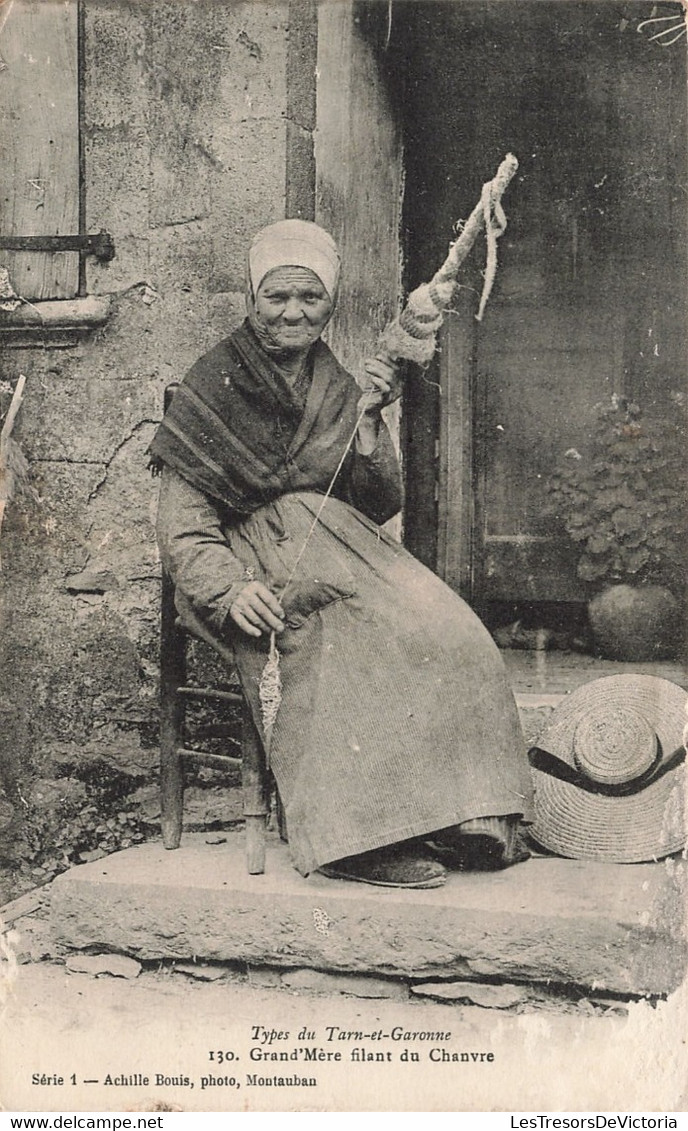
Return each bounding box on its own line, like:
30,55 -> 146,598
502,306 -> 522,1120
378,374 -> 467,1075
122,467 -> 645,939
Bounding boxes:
428,815 -> 531,871
320,844 -> 447,888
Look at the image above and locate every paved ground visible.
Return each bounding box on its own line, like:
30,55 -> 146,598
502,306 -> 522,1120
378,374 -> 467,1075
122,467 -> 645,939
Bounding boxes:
504,651 -> 686,698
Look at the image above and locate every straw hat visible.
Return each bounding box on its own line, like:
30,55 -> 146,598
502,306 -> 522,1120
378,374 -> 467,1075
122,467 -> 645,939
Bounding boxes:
529,674 -> 686,863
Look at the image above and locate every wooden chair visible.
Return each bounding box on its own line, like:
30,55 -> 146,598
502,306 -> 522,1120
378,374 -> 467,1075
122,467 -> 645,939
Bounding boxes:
158,385 -> 271,873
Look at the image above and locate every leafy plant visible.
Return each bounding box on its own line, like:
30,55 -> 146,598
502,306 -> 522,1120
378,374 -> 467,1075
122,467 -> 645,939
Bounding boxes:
545,394 -> 686,592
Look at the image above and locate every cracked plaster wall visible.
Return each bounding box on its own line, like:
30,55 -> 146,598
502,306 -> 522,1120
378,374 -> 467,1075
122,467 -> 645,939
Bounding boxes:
0,0 -> 293,898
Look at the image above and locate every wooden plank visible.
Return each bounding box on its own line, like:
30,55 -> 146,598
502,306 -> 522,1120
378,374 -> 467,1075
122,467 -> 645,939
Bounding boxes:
479,537 -> 585,604
402,360 -> 439,571
0,0 -> 79,300
436,295 -> 476,600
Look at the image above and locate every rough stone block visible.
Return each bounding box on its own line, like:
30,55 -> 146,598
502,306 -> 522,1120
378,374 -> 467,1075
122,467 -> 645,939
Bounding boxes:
85,3 -> 148,132
216,6 -> 288,123
280,968 -> 408,1000
65,570 -> 120,594
4,461 -> 104,581
50,725 -> 159,780
0,596 -> 151,751
173,962 -> 228,982
206,293 -> 246,341
410,981 -> 530,1008
50,833 -> 688,997
65,954 -> 141,979
84,126 -> 151,261
208,119 -> 288,284
84,421 -> 160,584
21,376 -> 158,464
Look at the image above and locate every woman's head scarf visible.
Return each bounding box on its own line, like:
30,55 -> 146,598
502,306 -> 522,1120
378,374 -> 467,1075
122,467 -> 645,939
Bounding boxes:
247,219 -> 341,300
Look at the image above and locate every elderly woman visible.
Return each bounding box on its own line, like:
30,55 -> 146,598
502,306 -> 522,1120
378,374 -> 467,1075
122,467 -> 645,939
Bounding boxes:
151,219 -> 533,889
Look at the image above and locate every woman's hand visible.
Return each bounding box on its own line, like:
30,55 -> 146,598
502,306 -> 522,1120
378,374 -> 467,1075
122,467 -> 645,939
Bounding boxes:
356,356 -> 403,454
357,355 -> 403,417
230,580 -> 285,637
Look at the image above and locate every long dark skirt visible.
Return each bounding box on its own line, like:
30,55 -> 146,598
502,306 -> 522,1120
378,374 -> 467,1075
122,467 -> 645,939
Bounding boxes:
182,491 -> 534,876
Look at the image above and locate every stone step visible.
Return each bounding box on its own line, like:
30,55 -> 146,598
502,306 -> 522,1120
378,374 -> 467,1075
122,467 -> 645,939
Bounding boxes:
50,832 -> 687,998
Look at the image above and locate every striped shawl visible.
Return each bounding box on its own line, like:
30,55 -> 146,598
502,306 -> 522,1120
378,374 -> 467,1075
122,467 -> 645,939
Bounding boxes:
149,320 -> 362,515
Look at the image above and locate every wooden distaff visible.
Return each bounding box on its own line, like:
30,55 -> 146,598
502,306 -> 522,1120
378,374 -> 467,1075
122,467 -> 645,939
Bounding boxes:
379,152 -> 519,365
0,374 -> 28,570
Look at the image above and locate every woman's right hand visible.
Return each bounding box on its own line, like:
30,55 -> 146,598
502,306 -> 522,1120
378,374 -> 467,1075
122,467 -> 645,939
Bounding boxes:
229,580 -> 285,637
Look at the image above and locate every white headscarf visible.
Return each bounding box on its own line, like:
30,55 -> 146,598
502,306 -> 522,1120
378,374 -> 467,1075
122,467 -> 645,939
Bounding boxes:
247,219 -> 341,300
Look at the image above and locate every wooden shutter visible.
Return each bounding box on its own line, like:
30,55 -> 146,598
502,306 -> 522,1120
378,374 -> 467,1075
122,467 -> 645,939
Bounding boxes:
0,0 -> 79,301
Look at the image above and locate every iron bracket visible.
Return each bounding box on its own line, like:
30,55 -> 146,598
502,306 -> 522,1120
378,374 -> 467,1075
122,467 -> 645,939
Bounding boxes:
0,231 -> 115,262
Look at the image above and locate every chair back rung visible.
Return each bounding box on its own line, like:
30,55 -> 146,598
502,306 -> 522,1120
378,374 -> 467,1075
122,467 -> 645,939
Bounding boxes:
176,746 -> 243,770
177,686 -> 243,704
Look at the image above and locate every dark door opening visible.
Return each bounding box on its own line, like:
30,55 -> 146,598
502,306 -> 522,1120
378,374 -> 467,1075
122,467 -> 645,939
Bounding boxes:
400,1 -> 687,621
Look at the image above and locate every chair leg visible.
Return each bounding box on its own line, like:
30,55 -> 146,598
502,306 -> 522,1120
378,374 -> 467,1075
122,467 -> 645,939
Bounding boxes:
241,701 -> 270,874
160,715 -> 184,849
244,816 -> 266,875
160,570 -> 186,850
275,790 -> 288,843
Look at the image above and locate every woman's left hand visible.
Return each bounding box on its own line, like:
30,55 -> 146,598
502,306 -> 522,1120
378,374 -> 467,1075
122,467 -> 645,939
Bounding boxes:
357,355 -> 403,416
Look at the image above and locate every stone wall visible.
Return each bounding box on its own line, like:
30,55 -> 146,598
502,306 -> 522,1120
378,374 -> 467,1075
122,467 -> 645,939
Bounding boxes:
0,0 -> 294,900
0,0 -> 409,901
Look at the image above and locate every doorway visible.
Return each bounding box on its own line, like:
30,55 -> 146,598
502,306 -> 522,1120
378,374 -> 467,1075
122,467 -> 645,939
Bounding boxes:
400,1 -> 687,617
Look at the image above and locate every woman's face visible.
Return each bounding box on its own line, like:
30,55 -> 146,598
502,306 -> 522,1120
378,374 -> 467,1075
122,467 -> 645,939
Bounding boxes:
254,266 -> 332,352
